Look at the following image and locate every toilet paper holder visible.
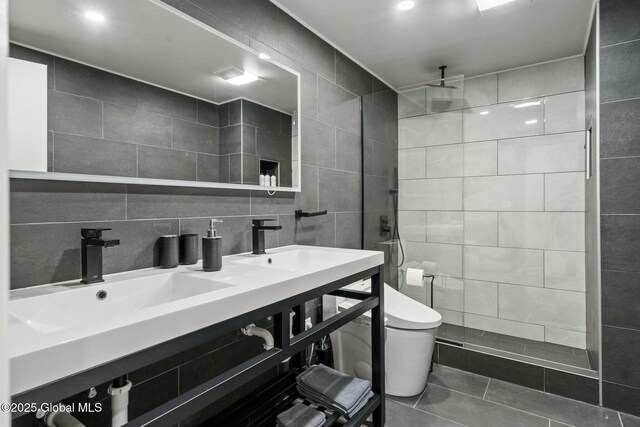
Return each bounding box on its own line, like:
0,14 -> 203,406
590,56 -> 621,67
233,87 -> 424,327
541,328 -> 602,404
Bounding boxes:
406,268 -> 436,309
424,274 -> 435,309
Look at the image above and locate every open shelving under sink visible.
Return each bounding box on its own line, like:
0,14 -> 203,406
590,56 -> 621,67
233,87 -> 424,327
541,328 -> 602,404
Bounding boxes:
208,370 -> 380,427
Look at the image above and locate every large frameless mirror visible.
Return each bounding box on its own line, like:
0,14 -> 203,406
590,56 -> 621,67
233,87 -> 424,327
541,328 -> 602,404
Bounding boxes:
8,0 -> 300,191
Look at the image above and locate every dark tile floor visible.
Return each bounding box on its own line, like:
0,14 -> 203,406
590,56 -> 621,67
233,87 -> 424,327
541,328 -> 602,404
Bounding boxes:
386,365 -> 640,427
437,323 -> 592,371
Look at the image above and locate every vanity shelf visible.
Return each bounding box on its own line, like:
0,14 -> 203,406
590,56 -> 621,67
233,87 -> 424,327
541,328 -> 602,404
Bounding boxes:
12,259 -> 385,427
209,370 -> 380,426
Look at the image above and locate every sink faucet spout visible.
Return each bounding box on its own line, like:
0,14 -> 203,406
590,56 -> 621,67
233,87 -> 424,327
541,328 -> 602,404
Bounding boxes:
251,219 -> 282,255
81,228 -> 120,284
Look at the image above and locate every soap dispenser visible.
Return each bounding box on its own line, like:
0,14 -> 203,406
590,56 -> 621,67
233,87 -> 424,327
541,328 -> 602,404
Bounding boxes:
202,219 -> 222,272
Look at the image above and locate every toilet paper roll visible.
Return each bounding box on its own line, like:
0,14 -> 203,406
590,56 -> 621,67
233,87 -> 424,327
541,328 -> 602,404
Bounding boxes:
406,268 -> 425,287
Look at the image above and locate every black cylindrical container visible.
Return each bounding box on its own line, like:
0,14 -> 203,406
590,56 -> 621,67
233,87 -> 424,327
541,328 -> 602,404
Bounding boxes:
202,236 -> 222,272
159,235 -> 179,268
317,347 -> 334,367
180,234 -> 198,265
202,219 -> 223,272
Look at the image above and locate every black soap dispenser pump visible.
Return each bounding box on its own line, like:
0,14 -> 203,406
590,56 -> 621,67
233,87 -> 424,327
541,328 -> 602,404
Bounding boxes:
202,219 -> 222,272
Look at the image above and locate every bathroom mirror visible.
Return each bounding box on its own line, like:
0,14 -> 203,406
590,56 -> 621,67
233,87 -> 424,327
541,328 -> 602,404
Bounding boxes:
8,0 -> 300,191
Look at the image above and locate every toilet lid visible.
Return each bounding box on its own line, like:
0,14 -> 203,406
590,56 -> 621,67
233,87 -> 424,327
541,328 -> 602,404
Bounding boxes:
340,281 -> 442,330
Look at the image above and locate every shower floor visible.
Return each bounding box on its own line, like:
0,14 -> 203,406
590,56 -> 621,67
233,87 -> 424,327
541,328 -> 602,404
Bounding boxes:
437,323 -> 593,375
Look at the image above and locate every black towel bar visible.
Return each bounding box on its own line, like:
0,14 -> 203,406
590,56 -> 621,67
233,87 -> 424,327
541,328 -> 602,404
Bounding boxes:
295,210 -> 328,219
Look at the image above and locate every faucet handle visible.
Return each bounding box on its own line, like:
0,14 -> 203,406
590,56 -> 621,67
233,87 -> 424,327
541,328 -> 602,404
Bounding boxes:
81,228 -> 112,238
252,218 -> 276,227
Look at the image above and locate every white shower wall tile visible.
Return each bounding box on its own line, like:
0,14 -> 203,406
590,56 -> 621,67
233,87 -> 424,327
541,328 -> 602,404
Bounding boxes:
498,212 -> 585,251
464,212 -> 498,246
545,326 -> 586,349
398,89 -> 425,119
398,58 -> 587,345
544,250 -> 586,292
426,85 -> 464,114
545,172 -> 585,211
398,210 -> 427,242
463,174 -> 544,211
497,56 -> 584,102
399,178 -> 462,210
398,147 -> 426,179
405,241 -> 462,277
463,74 -> 498,108
497,132 -> 585,175
398,111 -> 462,149
464,245 -> 543,287
498,283 -> 586,332
463,140 -> 497,177
544,91 -> 586,134
440,309 -> 464,326
464,279 -> 498,317
427,211 -> 463,244
442,276 -> 464,311
463,101 -> 543,142
426,144 -> 463,178
464,313 -> 545,341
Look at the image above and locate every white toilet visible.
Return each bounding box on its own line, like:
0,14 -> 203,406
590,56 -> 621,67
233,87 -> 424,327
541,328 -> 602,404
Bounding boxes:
324,280 -> 442,397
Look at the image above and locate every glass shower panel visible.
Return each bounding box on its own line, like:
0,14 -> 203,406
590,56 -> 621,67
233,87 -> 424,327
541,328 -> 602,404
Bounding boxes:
395,71 -> 593,373
396,76 -> 465,326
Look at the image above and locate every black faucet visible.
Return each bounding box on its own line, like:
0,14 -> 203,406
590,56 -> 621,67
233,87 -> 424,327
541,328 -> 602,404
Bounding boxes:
81,228 -> 120,284
252,219 -> 282,255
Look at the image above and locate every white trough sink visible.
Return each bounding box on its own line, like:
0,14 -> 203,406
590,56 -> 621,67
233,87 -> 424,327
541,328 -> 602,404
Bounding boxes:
9,245 -> 383,396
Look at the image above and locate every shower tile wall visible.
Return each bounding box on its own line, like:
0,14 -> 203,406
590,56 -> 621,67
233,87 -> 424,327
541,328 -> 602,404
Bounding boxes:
598,0 -> 640,415
398,57 -> 587,348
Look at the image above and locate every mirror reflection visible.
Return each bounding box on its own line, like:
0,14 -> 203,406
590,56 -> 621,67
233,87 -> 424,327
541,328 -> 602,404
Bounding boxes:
8,0 -> 299,188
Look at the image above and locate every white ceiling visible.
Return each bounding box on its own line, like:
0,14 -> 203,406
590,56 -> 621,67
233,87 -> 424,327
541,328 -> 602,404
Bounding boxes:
272,0 -> 594,89
10,0 -> 298,113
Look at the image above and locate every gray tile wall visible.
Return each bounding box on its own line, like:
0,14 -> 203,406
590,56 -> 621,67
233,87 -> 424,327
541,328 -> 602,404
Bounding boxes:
598,0 -> 640,417
363,81 -> 399,288
584,8 -> 601,375
9,1 -> 397,425
241,99 -> 293,186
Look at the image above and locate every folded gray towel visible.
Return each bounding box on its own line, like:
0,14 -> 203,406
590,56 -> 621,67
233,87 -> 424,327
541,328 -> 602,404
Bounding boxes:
276,403 -> 326,427
297,386 -> 373,418
296,365 -> 372,418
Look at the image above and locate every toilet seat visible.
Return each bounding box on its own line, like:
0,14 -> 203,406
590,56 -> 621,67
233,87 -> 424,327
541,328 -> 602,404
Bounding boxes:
340,281 -> 442,330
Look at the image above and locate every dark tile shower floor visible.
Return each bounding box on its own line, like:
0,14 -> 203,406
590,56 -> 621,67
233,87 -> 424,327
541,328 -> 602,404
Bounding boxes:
437,323 -> 592,372
386,365 -> 640,427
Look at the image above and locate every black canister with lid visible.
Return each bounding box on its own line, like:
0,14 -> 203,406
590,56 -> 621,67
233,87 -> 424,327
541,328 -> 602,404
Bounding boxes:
180,233 -> 198,265
159,235 -> 179,268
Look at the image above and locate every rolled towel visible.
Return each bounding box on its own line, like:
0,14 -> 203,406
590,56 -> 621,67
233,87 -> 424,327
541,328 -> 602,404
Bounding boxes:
276,403 -> 326,427
296,365 -> 372,417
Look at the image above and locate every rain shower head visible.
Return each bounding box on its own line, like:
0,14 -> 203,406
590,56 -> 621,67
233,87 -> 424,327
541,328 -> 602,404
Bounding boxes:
426,65 -> 458,89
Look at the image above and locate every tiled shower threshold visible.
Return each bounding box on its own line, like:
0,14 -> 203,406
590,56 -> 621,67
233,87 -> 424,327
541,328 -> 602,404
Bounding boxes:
437,323 -> 597,378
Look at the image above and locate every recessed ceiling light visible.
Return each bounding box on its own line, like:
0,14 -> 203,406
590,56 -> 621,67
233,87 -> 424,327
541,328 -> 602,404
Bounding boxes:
84,11 -> 105,22
258,53 -> 271,60
525,119 -> 538,125
226,72 -> 258,86
475,0 -> 516,12
397,1 -> 415,11
480,111 -> 490,115
514,100 -> 541,109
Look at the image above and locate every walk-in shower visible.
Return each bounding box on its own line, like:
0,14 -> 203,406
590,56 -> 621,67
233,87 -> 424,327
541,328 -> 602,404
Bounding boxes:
363,58 -> 596,378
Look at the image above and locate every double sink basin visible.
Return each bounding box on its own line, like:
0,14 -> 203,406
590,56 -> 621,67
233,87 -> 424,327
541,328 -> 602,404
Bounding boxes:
9,245 -> 383,396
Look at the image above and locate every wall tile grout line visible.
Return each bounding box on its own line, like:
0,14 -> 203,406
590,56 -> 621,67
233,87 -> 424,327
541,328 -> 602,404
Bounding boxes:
483,378 -> 491,400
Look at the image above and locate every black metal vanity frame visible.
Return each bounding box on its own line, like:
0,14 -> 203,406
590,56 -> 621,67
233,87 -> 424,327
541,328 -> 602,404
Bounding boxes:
13,265 -> 385,427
